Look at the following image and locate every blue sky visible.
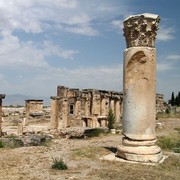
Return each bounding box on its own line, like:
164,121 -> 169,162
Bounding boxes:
0,0 -> 179,101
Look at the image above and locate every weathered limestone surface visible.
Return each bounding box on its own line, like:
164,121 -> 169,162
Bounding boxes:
117,13 -> 163,163
123,47 -> 156,140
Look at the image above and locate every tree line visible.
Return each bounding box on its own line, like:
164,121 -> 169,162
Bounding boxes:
169,92 -> 180,106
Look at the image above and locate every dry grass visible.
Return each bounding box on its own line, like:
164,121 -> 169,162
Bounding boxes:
71,146 -> 111,160
0,115 -> 180,179
156,111 -> 180,119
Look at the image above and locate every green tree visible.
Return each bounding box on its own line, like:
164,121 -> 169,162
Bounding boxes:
107,108 -> 115,129
171,92 -> 175,106
175,96 -> 178,106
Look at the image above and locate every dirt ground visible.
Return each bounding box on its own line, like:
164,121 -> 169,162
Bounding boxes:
0,117 -> 180,180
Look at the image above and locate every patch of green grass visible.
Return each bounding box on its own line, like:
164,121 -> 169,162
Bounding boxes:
84,128 -> 106,138
174,128 -> 180,133
157,136 -> 175,149
157,136 -> 180,153
107,108 -> 115,129
0,136 -> 23,149
51,157 -> 68,170
6,138 -> 24,148
0,140 -> 5,148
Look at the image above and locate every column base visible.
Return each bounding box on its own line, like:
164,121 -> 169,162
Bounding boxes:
116,137 -> 163,163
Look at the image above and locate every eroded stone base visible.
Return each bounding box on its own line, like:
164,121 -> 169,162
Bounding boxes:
116,137 -> 163,163
100,153 -> 167,165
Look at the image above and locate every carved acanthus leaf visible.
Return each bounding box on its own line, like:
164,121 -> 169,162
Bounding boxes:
123,13 -> 160,48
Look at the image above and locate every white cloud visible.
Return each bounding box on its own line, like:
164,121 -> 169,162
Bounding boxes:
112,20 -> 123,32
0,31 -> 48,68
65,14 -> 92,26
0,0 -> 128,36
157,62 -> 174,72
65,25 -> 99,36
157,26 -> 175,41
0,0 -> 42,33
0,0 -> 178,100
17,64 -> 123,96
166,55 -> 180,61
0,73 -> 12,91
157,62 -> 173,72
0,31 -> 78,68
42,41 -> 78,59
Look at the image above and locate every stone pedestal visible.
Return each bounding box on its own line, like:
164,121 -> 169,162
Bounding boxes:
116,13 -> 163,163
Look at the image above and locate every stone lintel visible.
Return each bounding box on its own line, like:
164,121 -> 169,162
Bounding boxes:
50,96 -> 61,100
25,99 -> 43,102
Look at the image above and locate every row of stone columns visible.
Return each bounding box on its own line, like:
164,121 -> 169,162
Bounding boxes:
50,95 -> 122,130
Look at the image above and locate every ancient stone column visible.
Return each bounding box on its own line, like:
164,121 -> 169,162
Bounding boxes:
115,101 -> 121,123
117,13 -> 163,162
110,100 -> 115,112
92,91 -> 101,116
0,94 -> 5,137
61,98 -> 68,128
75,98 -> 81,118
101,97 -> 107,116
85,98 -> 90,116
17,122 -> 24,135
50,96 -> 60,129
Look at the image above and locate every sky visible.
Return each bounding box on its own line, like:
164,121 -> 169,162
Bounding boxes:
0,0 -> 179,101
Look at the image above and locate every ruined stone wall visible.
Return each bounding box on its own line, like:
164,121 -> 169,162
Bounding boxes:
51,86 -> 123,129
25,99 -> 43,117
156,94 -> 166,113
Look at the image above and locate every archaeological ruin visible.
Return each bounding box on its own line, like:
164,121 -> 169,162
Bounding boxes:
50,85 -> 165,130
25,99 -> 44,118
0,94 -> 5,136
50,86 -> 123,129
116,13 -> 163,162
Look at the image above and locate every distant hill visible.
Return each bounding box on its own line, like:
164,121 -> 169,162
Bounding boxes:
3,94 -> 51,106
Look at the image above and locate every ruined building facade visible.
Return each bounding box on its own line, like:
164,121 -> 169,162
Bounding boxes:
25,99 -> 43,118
51,86 -> 123,129
156,94 -> 167,113
51,85 -> 165,129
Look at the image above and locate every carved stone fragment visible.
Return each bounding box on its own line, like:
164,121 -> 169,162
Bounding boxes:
123,13 -> 160,48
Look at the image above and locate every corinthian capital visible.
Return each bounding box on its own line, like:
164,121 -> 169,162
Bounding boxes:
123,13 -> 160,48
